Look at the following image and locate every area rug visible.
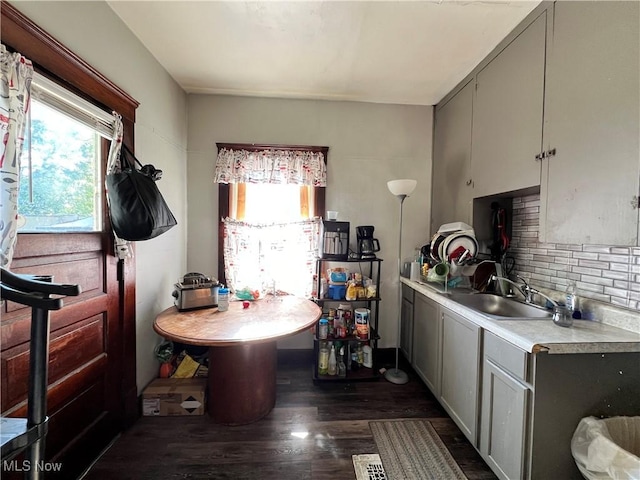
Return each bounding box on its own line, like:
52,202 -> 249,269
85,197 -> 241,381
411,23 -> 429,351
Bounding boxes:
353,454 -> 387,480
369,419 -> 467,480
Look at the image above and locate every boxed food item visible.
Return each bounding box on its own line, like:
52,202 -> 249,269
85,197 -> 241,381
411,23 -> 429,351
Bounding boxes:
142,378 -> 206,416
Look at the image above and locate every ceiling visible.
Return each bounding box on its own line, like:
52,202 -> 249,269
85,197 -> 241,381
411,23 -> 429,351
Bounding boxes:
107,1 -> 541,106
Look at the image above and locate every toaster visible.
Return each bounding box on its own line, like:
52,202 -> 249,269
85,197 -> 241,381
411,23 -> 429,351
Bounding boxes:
172,272 -> 220,311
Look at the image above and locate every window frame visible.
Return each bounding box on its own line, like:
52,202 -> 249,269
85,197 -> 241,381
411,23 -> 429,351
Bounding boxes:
216,143 -> 327,286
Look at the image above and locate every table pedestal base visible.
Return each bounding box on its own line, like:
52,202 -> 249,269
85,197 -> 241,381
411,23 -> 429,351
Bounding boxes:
207,341 -> 277,425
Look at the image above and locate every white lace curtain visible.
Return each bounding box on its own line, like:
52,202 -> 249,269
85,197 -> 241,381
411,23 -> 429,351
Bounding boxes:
214,147 -> 327,186
0,44 -> 33,267
223,217 -> 321,298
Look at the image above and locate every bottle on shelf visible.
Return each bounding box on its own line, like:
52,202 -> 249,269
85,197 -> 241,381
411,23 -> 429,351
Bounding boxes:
363,343 -> 373,368
337,347 -> 347,377
318,342 -> 329,375
318,318 -> 328,339
328,344 -> 337,376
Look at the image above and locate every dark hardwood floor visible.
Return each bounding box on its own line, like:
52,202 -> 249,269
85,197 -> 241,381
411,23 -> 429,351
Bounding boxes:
82,350 -> 496,480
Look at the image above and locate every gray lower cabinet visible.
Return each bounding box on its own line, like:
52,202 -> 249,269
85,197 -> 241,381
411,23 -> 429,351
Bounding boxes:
400,285 -> 414,363
439,307 -> 481,446
412,292 -> 440,395
480,358 -> 529,480
407,288 -> 640,479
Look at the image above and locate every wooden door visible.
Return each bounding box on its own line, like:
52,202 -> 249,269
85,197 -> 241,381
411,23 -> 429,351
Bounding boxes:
2,231 -> 123,479
0,4 -> 139,479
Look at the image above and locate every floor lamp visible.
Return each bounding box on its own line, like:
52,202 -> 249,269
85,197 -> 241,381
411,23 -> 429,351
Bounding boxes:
384,179 -> 417,385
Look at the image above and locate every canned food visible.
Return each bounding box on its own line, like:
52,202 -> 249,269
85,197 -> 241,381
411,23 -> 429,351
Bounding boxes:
355,308 -> 370,340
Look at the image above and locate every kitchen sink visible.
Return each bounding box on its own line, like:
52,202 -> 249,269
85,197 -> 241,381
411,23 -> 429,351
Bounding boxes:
448,293 -> 553,319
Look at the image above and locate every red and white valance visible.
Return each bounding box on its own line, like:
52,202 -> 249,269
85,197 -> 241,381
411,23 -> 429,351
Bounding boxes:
214,147 -> 327,187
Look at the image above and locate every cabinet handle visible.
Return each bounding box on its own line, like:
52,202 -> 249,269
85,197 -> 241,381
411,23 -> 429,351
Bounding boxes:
534,153 -> 543,161
546,148 -> 557,158
466,179 -> 472,186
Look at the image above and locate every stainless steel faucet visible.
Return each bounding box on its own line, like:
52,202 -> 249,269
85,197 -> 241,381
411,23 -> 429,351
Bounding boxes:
490,275 -> 558,307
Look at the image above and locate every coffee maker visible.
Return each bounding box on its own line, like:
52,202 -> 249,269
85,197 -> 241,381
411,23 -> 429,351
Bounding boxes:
356,226 -> 380,259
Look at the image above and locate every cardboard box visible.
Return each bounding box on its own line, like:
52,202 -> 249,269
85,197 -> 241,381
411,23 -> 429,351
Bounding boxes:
142,378 -> 206,416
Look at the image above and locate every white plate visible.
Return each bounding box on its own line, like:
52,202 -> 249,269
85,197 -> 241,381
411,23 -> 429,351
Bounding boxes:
437,221 -> 473,234
430,233 -> 447,262
442,233 -> 478,262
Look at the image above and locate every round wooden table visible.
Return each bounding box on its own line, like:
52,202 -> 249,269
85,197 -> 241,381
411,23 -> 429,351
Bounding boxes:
154,295 -> 321,425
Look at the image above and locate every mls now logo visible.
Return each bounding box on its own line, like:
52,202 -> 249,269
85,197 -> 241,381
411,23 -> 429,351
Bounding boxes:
3,460 -> 63,473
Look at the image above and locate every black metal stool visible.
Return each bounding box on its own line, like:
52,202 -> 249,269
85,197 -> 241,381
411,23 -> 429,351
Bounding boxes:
1,268 -> 80,479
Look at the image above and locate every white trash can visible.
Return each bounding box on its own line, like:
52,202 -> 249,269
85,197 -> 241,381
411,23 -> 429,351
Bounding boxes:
571,416 -> 640,480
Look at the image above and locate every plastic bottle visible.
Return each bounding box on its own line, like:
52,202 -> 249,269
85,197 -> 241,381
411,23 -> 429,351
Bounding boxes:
318,342 -> 329,375
565,281 -> 582,319
328,344 -> 337,375
318,318 -> 328,339
218,287 -> 229,312
363,344 -> 373,368
337,347 -> 347,377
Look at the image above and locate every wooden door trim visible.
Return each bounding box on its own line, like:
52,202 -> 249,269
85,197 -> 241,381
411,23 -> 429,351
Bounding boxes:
1,2 -> 139,430
0,2 -> 138,123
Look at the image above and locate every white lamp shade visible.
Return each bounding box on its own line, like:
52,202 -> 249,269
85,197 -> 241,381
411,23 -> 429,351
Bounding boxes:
387,179 -> 417,197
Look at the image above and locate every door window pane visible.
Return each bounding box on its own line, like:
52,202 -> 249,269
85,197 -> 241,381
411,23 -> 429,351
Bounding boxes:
18,99 -> 102,232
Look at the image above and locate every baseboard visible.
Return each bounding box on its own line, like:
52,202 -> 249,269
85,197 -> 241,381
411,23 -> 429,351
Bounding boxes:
277,348 -> 314,365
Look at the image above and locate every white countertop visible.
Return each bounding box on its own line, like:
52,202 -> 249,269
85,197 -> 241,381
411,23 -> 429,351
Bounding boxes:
401,278 -> 640,354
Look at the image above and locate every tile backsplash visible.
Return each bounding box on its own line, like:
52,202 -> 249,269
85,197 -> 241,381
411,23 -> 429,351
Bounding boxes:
509,194 -> 640,329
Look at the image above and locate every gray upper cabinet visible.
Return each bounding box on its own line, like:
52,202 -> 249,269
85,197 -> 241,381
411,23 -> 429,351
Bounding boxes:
431,80 -> 474,233
471,12 -> 547,198
539,1 -> 640,245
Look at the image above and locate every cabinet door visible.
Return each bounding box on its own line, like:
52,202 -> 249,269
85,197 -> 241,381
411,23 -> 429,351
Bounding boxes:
439,308 -> 481,445
432,80 -> 474,232
400,296 -> 414,363
480,358 -> 529,480
540,1 -> 640,245
412,293 -> 440,395
471,12 -> 547,198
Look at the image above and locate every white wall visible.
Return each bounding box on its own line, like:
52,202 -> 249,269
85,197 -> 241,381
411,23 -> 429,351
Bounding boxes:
187,95 -> 433,348
12,1 -> 189,393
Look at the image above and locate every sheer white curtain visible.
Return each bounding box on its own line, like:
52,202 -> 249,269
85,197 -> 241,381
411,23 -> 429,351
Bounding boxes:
215,146 -> 327,297
0,45 -> 33,267
223,217 -> 321,298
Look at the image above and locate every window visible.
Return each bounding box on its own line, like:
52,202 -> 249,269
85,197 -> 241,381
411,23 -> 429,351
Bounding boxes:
230,183 -> 317,222
18,73 -> 116,233
19,98 -> 102,232
216,144 -> 327,296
